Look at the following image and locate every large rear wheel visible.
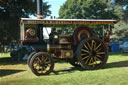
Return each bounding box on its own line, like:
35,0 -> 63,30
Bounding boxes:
29,52 -> 54,76
77,37 -> 108,70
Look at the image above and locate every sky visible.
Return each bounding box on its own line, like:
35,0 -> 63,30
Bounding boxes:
44,0 -> 66,19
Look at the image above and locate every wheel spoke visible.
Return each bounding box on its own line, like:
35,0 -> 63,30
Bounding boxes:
94,56 -> 98,64
33,63 -> 38,67
81,53 -> 86,56
44,57 -> 48,63
42,67 -> 46,71
94,40 -> 96,50
91,40 -> 94,50
37,57 -> 42,63
41,56 -> 44,61
46,64 -> 51,67
84,44 -> 89,50
97,52 -> 105,55
96,47 -> 102,52
88,57 -> 94,67
39,67 -> 44,71
95,43 -> 101,51
92,58 -> 95,67
89,57 -> 93,65
87,42 -> 92,51
82,56 -> 89,60
85,57 -> 90,64
45,61 -> 50,65
96,54 -> 102,58
81,49 -> 89,53
34,60 -> 40,66
95,57 -> 102,63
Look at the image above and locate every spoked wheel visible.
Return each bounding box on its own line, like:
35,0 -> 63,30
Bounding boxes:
27,51 -> 36,67
77,37 -> 108,70
29,52 -> 54,76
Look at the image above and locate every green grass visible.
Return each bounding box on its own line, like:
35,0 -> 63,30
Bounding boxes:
0,52 -> 128,85
0,53 -> 10,58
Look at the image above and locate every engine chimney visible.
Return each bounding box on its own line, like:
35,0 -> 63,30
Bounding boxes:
37,0 -> 44,42
37,0 -> 43,18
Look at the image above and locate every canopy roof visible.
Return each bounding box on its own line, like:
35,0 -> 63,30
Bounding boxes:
20,18 -> 117,25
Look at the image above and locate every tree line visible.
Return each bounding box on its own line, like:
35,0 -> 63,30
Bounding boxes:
0,0 -> 51,46
59,0 -> 128,38
0,0 -> 128,47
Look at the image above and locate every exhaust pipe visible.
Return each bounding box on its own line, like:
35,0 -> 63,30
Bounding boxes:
37,0 -> 44,41
37,0 -> 43,18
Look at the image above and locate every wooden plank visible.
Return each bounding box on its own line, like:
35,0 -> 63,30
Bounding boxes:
21,18 -> 117,25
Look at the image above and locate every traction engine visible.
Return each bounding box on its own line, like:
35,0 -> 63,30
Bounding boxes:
19,0 -> 117,76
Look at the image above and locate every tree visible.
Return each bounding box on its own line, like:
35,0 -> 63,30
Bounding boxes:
0,0 -> 51,45
58,0 -> 118,38
117,0 -> 128,22
59,0 -> 128,39
59,0 -> 117,19
111,0 -> 128,38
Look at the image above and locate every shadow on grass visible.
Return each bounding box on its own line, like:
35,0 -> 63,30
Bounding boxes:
0,69 -> 25,77
0,57 -> 27,65
53,66 -> 84,75
53,60 -> 128,75
105,60 -> 128,69
0,52 -> 128,76
0,57 -> 66,65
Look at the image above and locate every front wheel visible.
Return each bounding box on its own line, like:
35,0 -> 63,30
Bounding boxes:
27,51 -> 36,67
77,37 -> 108,70
29,52 -> 54,76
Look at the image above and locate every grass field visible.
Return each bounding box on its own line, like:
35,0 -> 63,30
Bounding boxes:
0,52 -> 128,85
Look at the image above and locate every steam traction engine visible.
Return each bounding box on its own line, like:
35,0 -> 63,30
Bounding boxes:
20,18 -> 116,76
19,0 -> 117,76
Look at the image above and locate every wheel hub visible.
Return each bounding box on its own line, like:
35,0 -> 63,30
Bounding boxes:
89,51 -> 97,57
40,62 -> 45,66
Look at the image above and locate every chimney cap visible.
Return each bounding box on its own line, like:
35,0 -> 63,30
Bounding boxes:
37,14 -> 44,19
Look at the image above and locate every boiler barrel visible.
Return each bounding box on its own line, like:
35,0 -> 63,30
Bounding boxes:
47,44 -> 71,53
31,44 -> 71,53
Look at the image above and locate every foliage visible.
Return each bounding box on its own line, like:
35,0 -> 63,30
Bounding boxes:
112,20 -> 128,38
0,0 -> 51,45
58,0 -> 118,37
59,0 -> 118,19
111,0 -> 128,38
59,0 -> 128,39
